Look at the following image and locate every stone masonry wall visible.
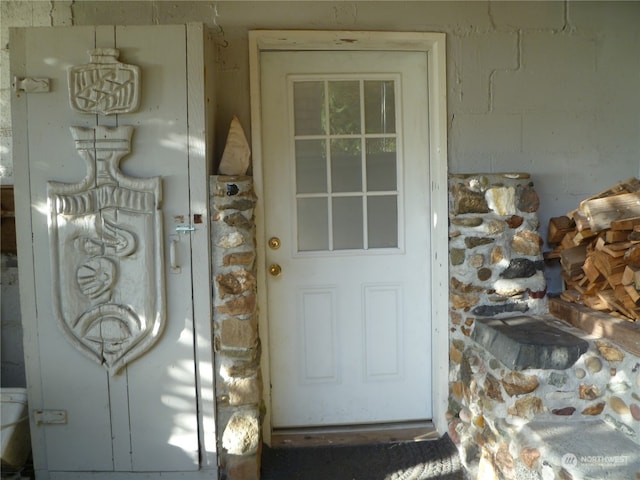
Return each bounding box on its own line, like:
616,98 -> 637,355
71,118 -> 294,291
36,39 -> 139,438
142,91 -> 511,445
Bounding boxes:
211,176 -> 262,480
447,173 -> 640,479
448,173 -> 548,321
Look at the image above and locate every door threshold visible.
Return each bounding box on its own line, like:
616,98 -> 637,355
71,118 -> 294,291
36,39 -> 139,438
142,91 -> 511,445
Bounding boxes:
270,421 -> 437,448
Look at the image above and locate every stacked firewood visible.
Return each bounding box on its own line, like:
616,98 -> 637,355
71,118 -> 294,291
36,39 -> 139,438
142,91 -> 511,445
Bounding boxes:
547,177 -> 640,322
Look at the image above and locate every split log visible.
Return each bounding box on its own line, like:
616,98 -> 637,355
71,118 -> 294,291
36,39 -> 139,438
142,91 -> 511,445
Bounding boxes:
560,245 -> 588,277
548,216 -> 576,244
547,178 -> 640,322
582,192 -> 640,232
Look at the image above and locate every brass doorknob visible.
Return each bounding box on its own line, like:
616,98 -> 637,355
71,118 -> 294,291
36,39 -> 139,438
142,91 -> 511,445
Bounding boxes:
269,264 -> 282,277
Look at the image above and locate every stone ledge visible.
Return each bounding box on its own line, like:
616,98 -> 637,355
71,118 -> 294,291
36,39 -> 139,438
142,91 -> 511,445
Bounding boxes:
550,297 -> 640,357
519,418 -> 640,480
471,316 -> 589,370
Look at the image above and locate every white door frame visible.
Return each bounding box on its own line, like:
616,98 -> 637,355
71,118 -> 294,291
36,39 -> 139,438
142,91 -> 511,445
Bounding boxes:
249,30 -> 449,443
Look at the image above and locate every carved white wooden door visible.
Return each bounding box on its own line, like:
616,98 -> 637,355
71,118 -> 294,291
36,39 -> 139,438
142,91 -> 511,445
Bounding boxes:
261,51 -> 432,427
12,25 -> 215,478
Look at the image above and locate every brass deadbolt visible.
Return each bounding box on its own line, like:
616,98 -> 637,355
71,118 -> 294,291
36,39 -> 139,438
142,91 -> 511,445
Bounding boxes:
268,237 -> 281,250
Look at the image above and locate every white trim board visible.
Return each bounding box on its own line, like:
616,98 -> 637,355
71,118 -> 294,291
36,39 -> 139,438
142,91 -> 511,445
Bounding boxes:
248,30 -> 449,443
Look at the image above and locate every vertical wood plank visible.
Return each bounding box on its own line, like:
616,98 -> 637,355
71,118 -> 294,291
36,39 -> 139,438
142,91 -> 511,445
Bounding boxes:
115,24 -> 199,472
19,25 -> 114,472
186,22 -> 217,469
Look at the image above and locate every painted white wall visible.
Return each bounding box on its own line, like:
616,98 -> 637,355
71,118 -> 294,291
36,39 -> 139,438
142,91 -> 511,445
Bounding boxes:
2,0 -> 639,381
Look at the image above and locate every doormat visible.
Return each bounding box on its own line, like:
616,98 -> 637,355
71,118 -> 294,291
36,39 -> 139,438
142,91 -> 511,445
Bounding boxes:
261,434 -> 464,480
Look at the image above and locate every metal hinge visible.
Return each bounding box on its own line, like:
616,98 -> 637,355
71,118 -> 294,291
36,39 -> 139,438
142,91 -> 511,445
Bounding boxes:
13,76 -> 51,93
34,409 -> 67,425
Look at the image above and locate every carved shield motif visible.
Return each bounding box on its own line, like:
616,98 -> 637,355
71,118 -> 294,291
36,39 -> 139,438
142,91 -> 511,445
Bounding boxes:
68,48 -> 141,115
48,126 -> 165,375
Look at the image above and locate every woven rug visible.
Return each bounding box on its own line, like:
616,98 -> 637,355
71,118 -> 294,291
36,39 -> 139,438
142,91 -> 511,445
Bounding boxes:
261,434 -> 465,480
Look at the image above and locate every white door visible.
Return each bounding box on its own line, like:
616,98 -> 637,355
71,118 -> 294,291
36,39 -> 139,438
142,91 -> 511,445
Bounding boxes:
12,25 -> 214,478
261,51 -> 432,428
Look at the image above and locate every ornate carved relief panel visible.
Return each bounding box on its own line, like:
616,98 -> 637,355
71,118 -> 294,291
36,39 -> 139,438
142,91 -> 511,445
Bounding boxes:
68,48 -> 141,115
48,126 -> 165,375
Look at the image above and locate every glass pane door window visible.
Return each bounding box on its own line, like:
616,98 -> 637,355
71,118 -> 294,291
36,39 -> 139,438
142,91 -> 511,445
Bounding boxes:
292,77 -> 401,252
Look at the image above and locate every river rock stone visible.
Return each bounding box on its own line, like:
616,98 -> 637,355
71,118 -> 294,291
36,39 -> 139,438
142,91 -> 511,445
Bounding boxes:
459,407 -> 472,423
222,411 -> 260,455
582,402 -> 605,415
486,186 -> 516,216
477,268 -> 492,281
491,246 -> 504,264
586,356 -> 603,373
484,373 -> 504,402
218,231 -> 245,248
512,230 -> 542,256
595,341 -> 625,362
450,248 -> 466,266
451,216 -> 484,227
216,270 -> 256,297
630,403 -> 640,421
469,254 -> 484,268
465,236 -> 494,248
451,277 -> 484,293
485,220 -> 506,234
450,345 -> 463,364
579,384 -> 601,400
575,368 -> 586,379
610,396 -> 630,415
451,292 -> 480,310
500,258 -> 537,279
452,184 -> 489,214
494,442 -> 515,478
548,372 -> 567,387
552,407 -> 576,416
517,183 -> 540,213
520,447 -> 541,469
502,372 -> 540,397
506,215 -> 524,229
508,396 -> 543,419
472,303 -> 529,317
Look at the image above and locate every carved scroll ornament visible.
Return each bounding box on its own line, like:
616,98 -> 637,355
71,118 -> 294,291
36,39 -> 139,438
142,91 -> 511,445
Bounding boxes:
48,126 -> 164,375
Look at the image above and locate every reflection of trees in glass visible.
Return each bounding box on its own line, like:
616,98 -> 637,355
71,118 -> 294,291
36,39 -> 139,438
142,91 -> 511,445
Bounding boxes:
329,81 -> 361,135
367,137 -> 396,154
364,80 -> 395,134
294,81 -> 326,135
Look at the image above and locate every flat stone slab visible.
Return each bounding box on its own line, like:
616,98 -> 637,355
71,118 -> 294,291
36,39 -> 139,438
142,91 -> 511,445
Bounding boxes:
525,419 -> 640,480
471,316 -> 588,370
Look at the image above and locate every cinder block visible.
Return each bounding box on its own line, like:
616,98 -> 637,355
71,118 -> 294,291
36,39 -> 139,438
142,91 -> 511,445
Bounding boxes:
595,110 -> 638,155
490,1 -> 565,30
71,1 -> 154,25
493,32 -> 601,112
568,1 -> 640,30
523,112 -> 596,153
492,69 -> 597,112
452,113 -> 522,154
450,32 -> 518,114
522,32 -> 596,74
448,152 -> 493,174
